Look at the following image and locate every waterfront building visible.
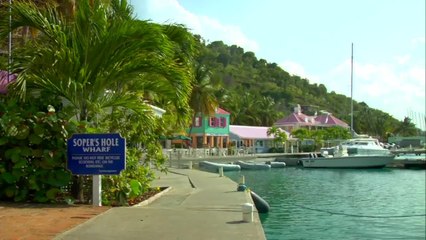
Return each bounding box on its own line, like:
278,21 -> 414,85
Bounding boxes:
188,107 -> 231,148
229,125 -> 291,153
186,107 -> 295,153
388,136 -> 426,148
274,104 -> 349,132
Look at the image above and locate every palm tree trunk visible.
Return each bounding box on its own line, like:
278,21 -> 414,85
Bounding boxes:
187,112 -> 196,147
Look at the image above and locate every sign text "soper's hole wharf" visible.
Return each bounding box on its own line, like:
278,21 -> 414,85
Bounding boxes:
72,138 -> 120,152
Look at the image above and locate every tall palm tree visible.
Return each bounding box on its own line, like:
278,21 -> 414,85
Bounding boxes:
0,0 -> 196,201
189,64 -> 219,116
0,0 -> 194,124
257,96 -> 282,126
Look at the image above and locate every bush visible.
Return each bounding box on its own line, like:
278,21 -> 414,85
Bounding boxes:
0,100 -> 78,202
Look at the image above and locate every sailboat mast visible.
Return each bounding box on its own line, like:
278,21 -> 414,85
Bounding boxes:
350,43 -> 354,136
7,0 -> 12,82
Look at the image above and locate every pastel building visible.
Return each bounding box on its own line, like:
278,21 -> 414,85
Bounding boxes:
274,105 -> 349,132
187,107 -> 293,153
229,125 -> 290,153
188,108 -> 231,148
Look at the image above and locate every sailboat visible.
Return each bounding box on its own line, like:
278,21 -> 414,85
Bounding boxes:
300,44 -> 396,168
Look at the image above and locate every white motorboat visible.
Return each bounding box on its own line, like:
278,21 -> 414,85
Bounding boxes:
301,137 -> 395,168
301,46 -> 395,169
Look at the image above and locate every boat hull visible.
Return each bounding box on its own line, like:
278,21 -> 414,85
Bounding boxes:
235,160 -> 271,170
199,161 -> 241,172
301,155 -> 395,168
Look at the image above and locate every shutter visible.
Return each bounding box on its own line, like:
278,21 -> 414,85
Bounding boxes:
221,117 -> 227,127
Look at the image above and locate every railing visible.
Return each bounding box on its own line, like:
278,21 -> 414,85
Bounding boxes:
164,147 -> 254,159
163,147 -> 257,168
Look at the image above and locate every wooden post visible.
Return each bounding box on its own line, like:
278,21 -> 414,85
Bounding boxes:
203,134 -> 207,146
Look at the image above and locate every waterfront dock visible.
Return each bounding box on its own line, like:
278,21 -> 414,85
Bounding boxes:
164,148 -> 313,168
164,147 -> 426,169
391,148 -> 426,155
55,168 -> 266,240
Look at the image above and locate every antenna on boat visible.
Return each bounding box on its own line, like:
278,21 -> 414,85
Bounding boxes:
350,43 -> 354,137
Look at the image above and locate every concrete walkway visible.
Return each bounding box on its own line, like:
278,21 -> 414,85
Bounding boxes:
55,169 -> 266,240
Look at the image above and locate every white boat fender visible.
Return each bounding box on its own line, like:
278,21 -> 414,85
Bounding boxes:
250,191 -> 270,213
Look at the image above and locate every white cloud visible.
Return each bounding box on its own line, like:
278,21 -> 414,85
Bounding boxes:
325,58 -> 425,126
134,0 -> 259,53
411,36 -> 426,46
279,61 -> 320,84
394,55 -> 411,65
197,16 -> 259,53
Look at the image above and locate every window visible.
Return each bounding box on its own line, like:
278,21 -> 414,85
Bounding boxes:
194,117 -> 202,127
209,117 -> 217,127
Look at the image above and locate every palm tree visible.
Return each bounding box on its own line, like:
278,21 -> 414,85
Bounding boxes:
0,0 -> 196,201
395,117 -> 418,136
189,64 -> 219,116
1,0 -> 194,124
257,96 -> 282,126
187,63 -> 219,141
267,126 -> 287,149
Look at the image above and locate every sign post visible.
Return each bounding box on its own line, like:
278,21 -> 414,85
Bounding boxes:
92,175 -> 102,206
67,133 -> 126,206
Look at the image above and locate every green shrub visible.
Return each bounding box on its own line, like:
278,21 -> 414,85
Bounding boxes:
0,100 -> 78,202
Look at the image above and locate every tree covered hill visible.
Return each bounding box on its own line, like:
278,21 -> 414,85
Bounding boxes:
195,39 -> 418,139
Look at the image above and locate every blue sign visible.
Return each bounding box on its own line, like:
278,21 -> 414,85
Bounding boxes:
67,133 -> 126,175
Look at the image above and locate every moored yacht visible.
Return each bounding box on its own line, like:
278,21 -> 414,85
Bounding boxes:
301,137 -> 395,168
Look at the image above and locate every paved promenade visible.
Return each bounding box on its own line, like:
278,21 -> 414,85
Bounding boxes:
55,168 -> 266,240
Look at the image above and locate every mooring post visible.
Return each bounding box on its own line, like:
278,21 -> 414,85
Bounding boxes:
219,166 -> 224,177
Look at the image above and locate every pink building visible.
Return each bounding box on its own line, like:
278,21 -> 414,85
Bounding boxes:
0,70 -> 17,94
274,105 -> 349,132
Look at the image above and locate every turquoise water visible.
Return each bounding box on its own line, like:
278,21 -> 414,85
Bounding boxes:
225,168 -> 426,240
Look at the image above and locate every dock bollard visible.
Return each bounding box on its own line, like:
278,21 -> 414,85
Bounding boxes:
237,175 -> 247,191
239,175 -> 245,185
218,166 -> 224,177
242,203 -> 254,222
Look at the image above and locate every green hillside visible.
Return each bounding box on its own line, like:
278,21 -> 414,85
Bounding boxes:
195,39 -> 419,140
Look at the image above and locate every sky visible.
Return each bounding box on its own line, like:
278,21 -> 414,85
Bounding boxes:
130,0 -> 425,130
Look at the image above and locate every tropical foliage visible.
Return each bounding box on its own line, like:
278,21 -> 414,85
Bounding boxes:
0,99 -> 78,202
267,126 -> 287,149
291,127 -> 352,151
0,0 -> 196,204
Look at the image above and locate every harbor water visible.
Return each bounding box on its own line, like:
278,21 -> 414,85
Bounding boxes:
225,167 -> 426,240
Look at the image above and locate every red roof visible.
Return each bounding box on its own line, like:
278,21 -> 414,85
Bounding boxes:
315,114 -> 348,128
216,107 -> 230,115
274,112 -> 318,126
0,70 -> 17,94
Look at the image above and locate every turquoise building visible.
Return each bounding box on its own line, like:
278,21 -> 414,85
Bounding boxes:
188,108 -> 231,148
